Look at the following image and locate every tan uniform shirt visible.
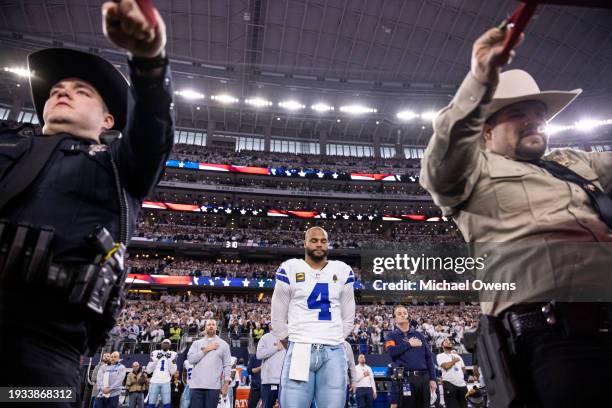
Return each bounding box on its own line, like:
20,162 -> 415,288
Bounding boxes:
420,73 -> 612,316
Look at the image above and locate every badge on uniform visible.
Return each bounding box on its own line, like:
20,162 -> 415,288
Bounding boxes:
403,382 -> 412,396
88,144 -> 108,156
296,272 -> 305,282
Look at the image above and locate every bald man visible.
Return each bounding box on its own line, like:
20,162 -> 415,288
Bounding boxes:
271,227 -> 356,408
96,351 -> 126,408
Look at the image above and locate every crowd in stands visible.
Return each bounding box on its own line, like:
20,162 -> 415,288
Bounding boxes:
170,144 -> 421,174
127,256 -> 363,279
149,190 -> 439,216
133,221 -> 462,248
161,170 -> 430,196
109,293 -> 480,356
128,258 -> 274,279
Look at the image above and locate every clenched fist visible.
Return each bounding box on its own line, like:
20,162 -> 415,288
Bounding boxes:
102,0 -> 166,58
471,27 -> 523,86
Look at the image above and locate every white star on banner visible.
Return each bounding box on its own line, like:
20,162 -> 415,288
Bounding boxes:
222,278 -> 231,287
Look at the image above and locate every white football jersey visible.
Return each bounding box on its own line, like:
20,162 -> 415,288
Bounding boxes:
273,258 -> 356,345
147,349 -> 177,383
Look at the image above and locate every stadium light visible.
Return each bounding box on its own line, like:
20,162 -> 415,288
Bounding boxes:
420,111 -> 438,121
311,103 -> 334,112
544,124 -> 572,135
245,97 -> 272,107
339,105 -> 377,114
211,94 -> 239,104
174,89 -> 205,100
279,100 -> 305,111
545,118 -> 612,135
575,119 -> 602,132
3,66 -> 31,78
396,110 -> 418,121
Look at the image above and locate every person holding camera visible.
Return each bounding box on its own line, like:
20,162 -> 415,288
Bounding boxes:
146,339 -> 178,408
0,0 -> 173,401
126,361 -> 148,408
385,306 -> 436,408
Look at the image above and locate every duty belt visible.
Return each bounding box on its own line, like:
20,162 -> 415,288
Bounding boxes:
502,302 -> 611,339
0,220 -> 127,315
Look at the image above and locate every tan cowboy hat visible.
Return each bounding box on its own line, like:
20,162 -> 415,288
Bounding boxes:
486,69 -> 582,122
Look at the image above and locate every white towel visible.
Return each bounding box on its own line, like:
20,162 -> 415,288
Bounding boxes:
289,343 -> 311,381
102,371 -> 110,398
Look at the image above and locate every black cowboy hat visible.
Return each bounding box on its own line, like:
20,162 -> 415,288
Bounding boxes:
28,48 -> 129,131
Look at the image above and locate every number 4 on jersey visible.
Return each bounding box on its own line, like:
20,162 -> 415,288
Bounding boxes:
307,283 -> 331,320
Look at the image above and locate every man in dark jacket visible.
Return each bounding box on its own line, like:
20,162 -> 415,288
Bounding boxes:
246,355 -> 262,408
385,306 -> 437,408
0,1 -> 173,404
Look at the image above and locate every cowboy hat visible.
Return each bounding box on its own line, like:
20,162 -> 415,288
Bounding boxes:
28,48 -> 130,131
486,69 -> 582,122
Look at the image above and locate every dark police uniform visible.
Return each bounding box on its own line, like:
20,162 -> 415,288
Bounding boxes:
0,52 -> 173,405
386,328 -> 436,408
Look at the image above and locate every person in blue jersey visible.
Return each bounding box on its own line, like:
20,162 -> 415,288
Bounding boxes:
271,227 -> 356,408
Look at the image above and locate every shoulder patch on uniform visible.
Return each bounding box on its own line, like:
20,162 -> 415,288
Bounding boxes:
345,269 -> 355,284
545,149 -> 574,167
296,272 -> 305,282
88,143 -> 109,156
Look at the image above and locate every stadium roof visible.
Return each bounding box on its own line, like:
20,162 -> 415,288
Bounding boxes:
0,0 -> 611,145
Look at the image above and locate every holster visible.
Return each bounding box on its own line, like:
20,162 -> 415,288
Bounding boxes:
476,315 -> 523,408
0,220 -> 128,355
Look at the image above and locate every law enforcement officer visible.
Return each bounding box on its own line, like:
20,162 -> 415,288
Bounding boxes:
385,306 -> 436,408
420,26 -> 612,408
0,0 -> 173,402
